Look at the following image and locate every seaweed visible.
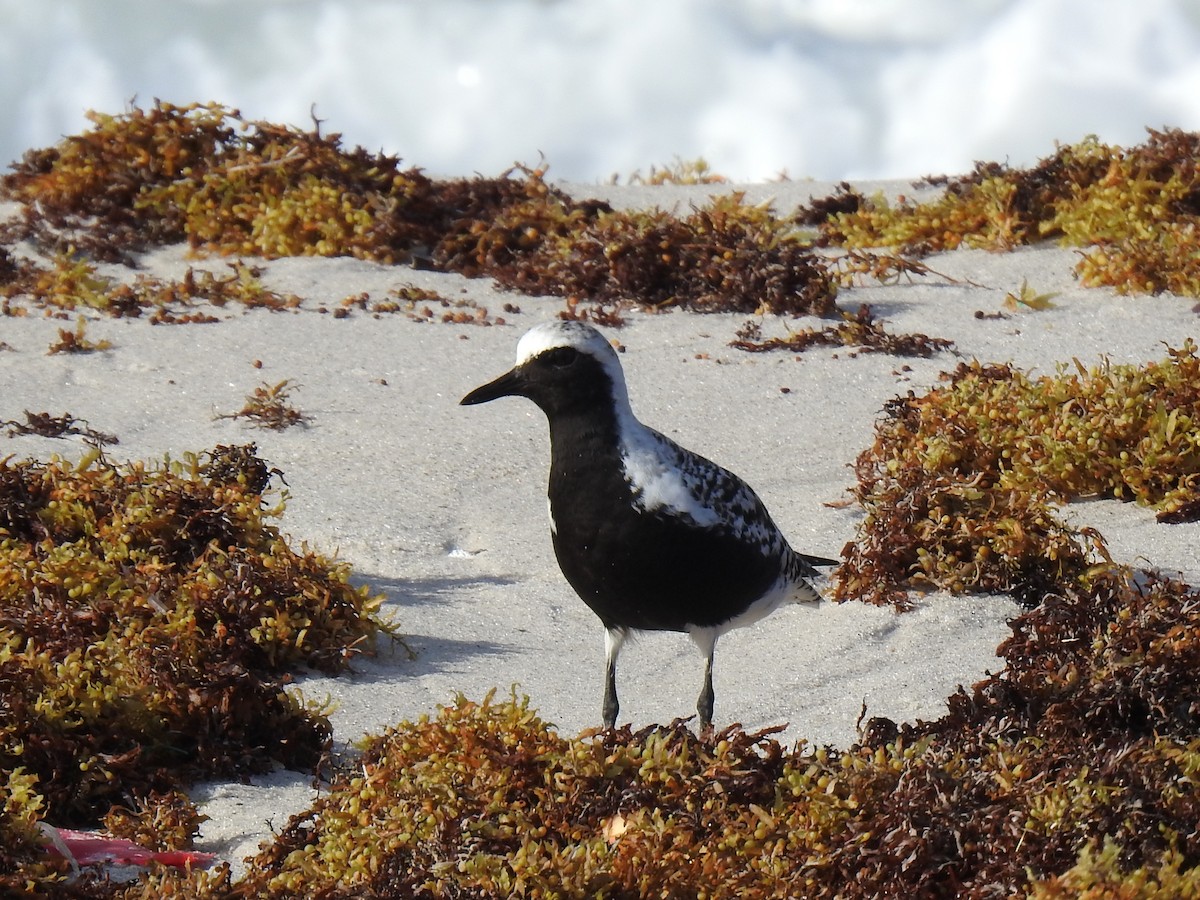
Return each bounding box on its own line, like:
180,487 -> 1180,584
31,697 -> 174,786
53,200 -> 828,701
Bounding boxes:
150,610 -> 1200,900
731,305 -> 954,358
0,445 -> 384,854
796,181 -> 863,226
217,381 -> 310,430
47,317 -> 111,355
0,254 -> 299,323
0,104 -> 848,329
332,286 -> 508,325
3,411 -> 118,446
618,156 -> 728,186
828,248 -> 962,288
102,789 -> 208,855
837,342 -> 1200,607
817,128 -> 1200,297
0,103 -> 428,265
1002,279 -> 1059,312
0,102 -> 960,355
430,176 -> 840,318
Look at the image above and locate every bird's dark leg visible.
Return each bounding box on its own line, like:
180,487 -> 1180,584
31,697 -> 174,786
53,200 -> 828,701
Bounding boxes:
603,662 -> 618,729
692,630 -> 717,730
697,658 -> 714,729
603,627 -> 626,729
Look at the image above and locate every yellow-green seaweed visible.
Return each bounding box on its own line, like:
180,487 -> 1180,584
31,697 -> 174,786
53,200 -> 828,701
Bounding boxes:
820,129 -> 1200,297
838,341 -> 1200,607
0,444 -> 386,891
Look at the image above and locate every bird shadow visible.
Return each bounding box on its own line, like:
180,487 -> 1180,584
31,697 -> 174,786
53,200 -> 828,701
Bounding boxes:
338,573 -> 515,681
357,572 -> 516,608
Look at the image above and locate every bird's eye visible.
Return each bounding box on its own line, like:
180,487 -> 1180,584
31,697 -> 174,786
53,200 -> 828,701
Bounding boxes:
543,347 -> 578,369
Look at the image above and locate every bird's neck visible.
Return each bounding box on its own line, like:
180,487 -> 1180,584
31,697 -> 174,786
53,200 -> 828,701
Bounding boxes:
547,406 -> 622,470
545,395 -> 642,498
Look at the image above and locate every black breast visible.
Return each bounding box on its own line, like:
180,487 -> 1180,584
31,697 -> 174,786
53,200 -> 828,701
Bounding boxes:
546,413 -> 782,632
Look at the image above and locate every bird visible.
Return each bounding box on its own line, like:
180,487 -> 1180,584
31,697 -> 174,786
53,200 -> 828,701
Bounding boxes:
460,320 -> 837,730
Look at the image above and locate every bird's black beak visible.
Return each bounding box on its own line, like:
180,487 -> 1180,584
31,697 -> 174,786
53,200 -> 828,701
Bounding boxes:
460,367 -> 525,406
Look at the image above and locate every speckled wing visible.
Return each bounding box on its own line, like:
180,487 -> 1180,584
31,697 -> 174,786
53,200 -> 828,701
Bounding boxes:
639,428 -> 791,558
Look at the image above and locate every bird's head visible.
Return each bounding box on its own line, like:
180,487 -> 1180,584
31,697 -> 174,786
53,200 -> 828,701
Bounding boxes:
460,321 -> 629,418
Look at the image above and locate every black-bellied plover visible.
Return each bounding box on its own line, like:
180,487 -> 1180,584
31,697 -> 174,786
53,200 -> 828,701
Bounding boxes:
461,321 -> 836,729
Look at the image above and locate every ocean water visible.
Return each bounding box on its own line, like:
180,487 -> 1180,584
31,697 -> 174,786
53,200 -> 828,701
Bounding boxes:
2,0 -> 1199,182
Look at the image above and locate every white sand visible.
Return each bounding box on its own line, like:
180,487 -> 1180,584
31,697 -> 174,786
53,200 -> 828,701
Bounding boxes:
2,180 -> 1197,874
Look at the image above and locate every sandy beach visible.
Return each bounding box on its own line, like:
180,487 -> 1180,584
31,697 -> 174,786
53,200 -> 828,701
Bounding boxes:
2,178 -> 1197,874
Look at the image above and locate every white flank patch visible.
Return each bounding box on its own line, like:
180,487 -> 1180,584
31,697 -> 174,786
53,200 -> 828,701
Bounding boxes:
688,569 -> 804,645
620,430 -> 720,527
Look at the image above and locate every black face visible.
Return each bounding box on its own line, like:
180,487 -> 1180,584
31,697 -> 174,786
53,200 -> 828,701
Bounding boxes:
539,346 -> 579,370
460,345 -> 613,418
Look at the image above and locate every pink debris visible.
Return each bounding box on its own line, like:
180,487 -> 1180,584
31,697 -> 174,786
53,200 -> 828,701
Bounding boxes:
40,824 -> 217,870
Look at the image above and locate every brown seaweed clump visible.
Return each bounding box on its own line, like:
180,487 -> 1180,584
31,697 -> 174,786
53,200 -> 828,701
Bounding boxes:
0,103 -> 431,265
0,445 -> 386,891
141,584 -> 1200,900
2,410 -> 118,446
0,101 -> 962,354
46,317 -> 113,355
818,129 -> 1200,297
434,186 -> 840,317
837,341 -> 1200,608
217,380 -> 310,431
731,304 -> 953,358
0,103 -> 843,323
0,254 -> 301,322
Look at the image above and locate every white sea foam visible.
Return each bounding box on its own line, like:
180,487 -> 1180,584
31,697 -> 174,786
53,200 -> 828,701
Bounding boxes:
2,0 -> 1199,181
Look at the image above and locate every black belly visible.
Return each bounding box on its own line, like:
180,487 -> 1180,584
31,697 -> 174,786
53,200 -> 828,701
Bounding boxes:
550,497 -> 780,632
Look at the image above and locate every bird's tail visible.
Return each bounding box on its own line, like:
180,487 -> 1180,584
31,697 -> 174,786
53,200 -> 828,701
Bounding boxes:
788,579 -> 823,605
783,549 -> 828,604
